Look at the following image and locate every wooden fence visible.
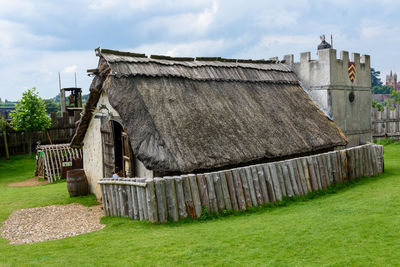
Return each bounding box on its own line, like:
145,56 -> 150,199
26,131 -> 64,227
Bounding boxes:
36,144 -> 82,183
0,111 -> 80,157
372,106 -> 400,140
99,143 -> 384,223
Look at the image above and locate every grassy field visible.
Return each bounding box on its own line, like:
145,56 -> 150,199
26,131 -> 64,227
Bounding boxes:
0,143 -> 399,266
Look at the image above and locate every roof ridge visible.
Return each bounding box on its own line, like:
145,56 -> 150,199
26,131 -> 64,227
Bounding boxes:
100,49 -> 146,58
98,48 -> 282,64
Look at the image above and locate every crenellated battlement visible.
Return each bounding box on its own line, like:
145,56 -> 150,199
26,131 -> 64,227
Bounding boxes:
284,49 -> 370,67
283,49 -> 371,89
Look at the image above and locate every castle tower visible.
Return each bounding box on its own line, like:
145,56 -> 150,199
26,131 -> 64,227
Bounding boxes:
386,71 -> 398,91
284,49 -> 372,147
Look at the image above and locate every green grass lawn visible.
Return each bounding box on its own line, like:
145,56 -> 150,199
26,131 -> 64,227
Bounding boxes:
0,144 -> 400,266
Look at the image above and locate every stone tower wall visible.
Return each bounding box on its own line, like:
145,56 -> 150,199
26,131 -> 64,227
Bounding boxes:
284,49 -> 372,147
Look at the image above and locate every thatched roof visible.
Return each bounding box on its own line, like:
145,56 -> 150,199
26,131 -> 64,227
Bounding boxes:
71,49 -> 347,174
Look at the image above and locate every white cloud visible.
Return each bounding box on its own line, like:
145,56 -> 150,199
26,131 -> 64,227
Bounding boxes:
63,65 -> 78,73
131,38 -> 229,57
0,19 -> 61,51
0,49 -> 97,100
140,1 -> 218,36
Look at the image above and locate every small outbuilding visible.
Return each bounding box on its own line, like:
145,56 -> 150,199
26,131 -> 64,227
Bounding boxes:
71,49 -> 347,198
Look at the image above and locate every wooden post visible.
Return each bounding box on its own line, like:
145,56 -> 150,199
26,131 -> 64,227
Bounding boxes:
255,165 -> 270,203
258,165 -> 274,202
218,172 -> 233,211
224,170 -> 239,211
174,176 -> 187,219
355,147 -> 361,178
154,180 -> 168,223
182,175 -> 195,218
126,183 -> 134,219
377,145 -> 384,173
287,161 -> 300,196
267,163 -> 282,201
250,166 -> 264,205
290,159 -> 303,196
239,168 -> 253,207
275,163 -> 287,197
244,167 -> 258,206
329,152 -> 339,184
301,158 -> 312,192
213,172 -> 225,212
138,179 -> 148,220
110,183 -> 117,217
154,178 -> 168,223
366,145 -> 373,177
164,177 -> 179,222
295,159 -> 308,195
369,145 -> 377,175
346,149 -> 355,180
205,173 -> 218,213
196,174 -> 210,212
100,184 -> 108,216
130,183 -> 139,220
313,157 -> 323,190
280,162 -> 293,197
231,169 -> 247,210
2,130 -> 9,160
119,184 -> 127,217
323,154 -> 333,186
146,179 -> 158,222
307,157 -> 318,191
188,174 -> 202,218
340,150 -> 348,182
316,156 -> 327,189
101,184 -> 107,216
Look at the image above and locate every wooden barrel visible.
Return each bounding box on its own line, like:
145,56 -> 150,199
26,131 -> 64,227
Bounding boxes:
66,169 -> 89,197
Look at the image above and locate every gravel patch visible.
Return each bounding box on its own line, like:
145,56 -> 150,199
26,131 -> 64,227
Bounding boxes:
1,204 -> 105,244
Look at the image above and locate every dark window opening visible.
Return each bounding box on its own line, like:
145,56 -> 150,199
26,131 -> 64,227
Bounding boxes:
112,121 -> 123,176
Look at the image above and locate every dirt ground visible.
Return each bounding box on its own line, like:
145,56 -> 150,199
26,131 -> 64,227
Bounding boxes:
8,177 -> 48,187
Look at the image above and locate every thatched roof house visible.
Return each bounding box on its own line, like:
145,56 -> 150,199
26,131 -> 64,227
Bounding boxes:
71,49 -> 347,198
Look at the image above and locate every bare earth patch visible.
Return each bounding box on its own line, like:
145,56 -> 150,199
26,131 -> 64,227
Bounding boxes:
8,177 -> 48,187
1,204 -> 105,244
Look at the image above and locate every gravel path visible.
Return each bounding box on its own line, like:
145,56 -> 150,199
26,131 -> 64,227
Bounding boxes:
1,204 -> 105,244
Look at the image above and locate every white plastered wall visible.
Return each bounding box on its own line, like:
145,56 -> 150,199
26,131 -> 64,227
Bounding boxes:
83,91 -> 153,199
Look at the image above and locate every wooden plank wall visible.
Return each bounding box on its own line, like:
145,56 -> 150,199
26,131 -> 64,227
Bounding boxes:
372,106 -> 400,140
99,144 -> 384,223
36,144 -> 83,183
0,111 -> 80,157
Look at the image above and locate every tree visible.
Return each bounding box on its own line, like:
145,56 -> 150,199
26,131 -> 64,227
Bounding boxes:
10,88 -> 52,157
43,98 -> 60,114
371,68 -> 383,87
372,85 -> 393,94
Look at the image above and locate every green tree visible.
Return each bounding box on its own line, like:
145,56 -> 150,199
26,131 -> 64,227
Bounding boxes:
373,85 -> 393,94
10,88 -> 52,157
371,68 -> 383,87
43,98 -> 60,114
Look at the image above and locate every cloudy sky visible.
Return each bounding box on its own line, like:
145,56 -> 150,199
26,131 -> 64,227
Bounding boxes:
0,0 -> 399,100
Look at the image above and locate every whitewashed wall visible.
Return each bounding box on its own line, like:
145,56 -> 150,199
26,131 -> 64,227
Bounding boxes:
83,91 -> 153,199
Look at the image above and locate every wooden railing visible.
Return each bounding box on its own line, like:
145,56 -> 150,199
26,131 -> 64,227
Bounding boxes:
372,106 -> 400,140
99,143 -> 384,223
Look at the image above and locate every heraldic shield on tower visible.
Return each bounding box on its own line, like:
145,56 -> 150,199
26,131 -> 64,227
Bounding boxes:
348,62 -> 356,83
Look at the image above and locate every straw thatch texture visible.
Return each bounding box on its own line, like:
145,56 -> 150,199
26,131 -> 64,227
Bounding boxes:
72,49 -> 347,174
